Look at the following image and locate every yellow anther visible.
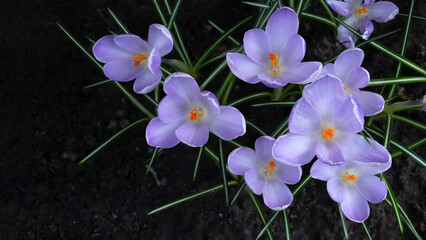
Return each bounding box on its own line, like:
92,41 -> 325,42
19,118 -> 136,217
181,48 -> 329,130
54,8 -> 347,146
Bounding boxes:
322,126 -> 335,140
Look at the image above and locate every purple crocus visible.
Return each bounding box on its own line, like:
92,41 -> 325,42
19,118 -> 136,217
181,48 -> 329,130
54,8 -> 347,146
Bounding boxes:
92,24 -> 173,94
327,0 -> 399,48
311,156 -> 391,222
146,73 -> 246,148
322,48 -> 384,116
226,7 -> 322,88
272,75 -> 389,166
228,136 -> 302,210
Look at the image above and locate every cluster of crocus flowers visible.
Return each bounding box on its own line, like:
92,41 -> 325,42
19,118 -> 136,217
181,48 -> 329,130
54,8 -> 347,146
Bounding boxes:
92,24 -> 173,94
327,0 -> 399,48
146,73 -> 246,148
226,7 -> 322,88
228,136 -> 302,210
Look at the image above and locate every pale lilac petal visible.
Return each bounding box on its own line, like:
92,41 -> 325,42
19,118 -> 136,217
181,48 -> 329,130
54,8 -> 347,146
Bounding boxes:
258,73 -> 285,88
310,160 -> 340,181
275,164 -> 302,185
273,133 -> 316,166
244,29 -> 271,65
340,134 -> 391,164
114,34 -> 150,54
93,35 -> 130,63
364,0 -> 373,5
208,106 -> 246,141
245,169 -> 266,195
355,91 -> 384,116
333,95 -> 364,134
280,34 -> 306,67
322,63 -> 336,76
146,117 -> 181,148
335,48 -> 364,80
199,91 -> 220,115
288,98 -> 321,136
163,72 -> 200,100
158,94 -> 189,123
356,159 -> 392,176
303,75 -> 346,120
226,53 -> 262,84
147,48 -> 161,73
341,188 -> 370,223
344,67 -> 369,90
359,17 -> 374,39
367,2 -> 399,23
337,17 -> 359,48
175,122 -> 209,147
103,58 -> 142,82
254,136 -> 276,162
326,0 -> 353,17
133,68 -> 162,94
316,141 -> 345,165
148,24 -> 173,56
327,177 -> 346,202
262,180 -> 293,210
266,7 -> 299,54
228,147 -> 258,175
356,175 -> 387,204
345,0 -> 363,6
280,61 -> 323,84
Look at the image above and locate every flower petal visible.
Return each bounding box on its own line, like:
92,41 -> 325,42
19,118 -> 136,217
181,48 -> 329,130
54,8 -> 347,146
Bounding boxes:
275,164 -> 302,185
163,72 -> 200,100
199,91 -> 220,115
322,63 -> 336,76
280,34 -> 306,68
103,58 -> 142,82
262,180 -> 293,210
258,73 -> 285,88
266,7 -> 299,54
333,95 -> 364,134
337,17 -> 359,48
208,106 -> 246,141
226,53 -> 262,84
245,169 -> 266,195
344,67 -> 369,90
273,133 -> 317,166
146,117 -> 181,148
367,2 -> 399,23
228,147 -> 258,175
326,0 -> 353,17
158,94 -> 189,123
147,48 -> 161,73
93,35 -> 130,63
356,159 -> 392,176
354,91 -> 384,116
310,160 -> 340,181
175,122 -> 209,147
133,68 -> 162,94
327,177 -> 346,202
341,187 -> 370,223
316,141 -> 345,165
243,29 -> 271,65
335,48 -> 364,80
288,98 -> 321,136
114,34 -> 150,54
254,136 -> 276,162
148,24 -> 173,56
340,134 -> 391,164
359,17 -> 374,39
280,61 -> 323,84
356,175 -> 387,204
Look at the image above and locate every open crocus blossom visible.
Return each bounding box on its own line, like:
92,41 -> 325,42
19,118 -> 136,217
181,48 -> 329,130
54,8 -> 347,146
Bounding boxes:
146,73 -> 246,148
228,136 -> 302,210
311,156 -> 391,222
226,7 -> 322,88
322,48 -> 384,116
327,0 -> 399,48
273,75 -> 389,166
92,24 -> 173,94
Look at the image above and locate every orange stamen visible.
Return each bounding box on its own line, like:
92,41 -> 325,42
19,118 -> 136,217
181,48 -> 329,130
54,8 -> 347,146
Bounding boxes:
354,7 -> 367,17
266,161 -> 276,176
344,86 -> 347,91
131,54 -> 148,66
322,126 -> 335,140
189,109 -> 204,121
268,53 -> 280,76
346,174 -> 358,182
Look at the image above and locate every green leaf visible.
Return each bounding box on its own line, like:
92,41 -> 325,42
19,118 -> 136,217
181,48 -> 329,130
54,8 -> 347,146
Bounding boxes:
204,146 -> 220,164
167,0 -> 182,29
218,139 -> 229,205
296,0 -> 305,16
283,210 -> 292,240
146,147 -> 160,174
362,222 -> 372,240
200,60 -> 228,90
397,13 -> 426,21
193,146 -> 205,181
228,140 -> 244,148
318,0 -> 337,27
271,117 -> 289,139
221,76 -> 236,105
246,189 -> 275,240
384,198 -> 422,239
228,92 -> 272,107
216,71 -> 235,100
338,204 -> 349,240
246,120 -> 268,136
383,177 -> 404,233
292,174 -> 312,197
251,101 -> 296,107
383,99 -> 423,113
107,8 -> 130,33
256,211 -> 281,240
230,181 -> 246,205
257,1 -> 279,29
368,76 -> 426,86
242,1 -> 270,8
207,20 -> 240,45
383,113 -> 393,149
301,12 -> 336,28
143,94 -> 159,107
79,118 -> 149,164
391,136 -> 426,158
148,181 -> 238,215
254,0 -> 272,28
83,79 -> 113,89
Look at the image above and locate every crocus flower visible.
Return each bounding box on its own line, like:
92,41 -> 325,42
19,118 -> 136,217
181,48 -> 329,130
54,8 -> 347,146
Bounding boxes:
228,136 -> 302,210
322,48 -> 384,116
92,24 -> 173,94
226,7 -> 322,88
327,0 -> 399,48
146,73 -> 246,148
272,75 -> 389,166
310,156 -> 391,222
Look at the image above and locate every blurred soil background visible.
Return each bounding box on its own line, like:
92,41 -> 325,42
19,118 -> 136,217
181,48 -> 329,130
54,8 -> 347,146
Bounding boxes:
0,0 -> 425,239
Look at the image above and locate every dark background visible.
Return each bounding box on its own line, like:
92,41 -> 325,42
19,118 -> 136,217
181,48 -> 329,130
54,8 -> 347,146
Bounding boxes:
1,0 -> 425,239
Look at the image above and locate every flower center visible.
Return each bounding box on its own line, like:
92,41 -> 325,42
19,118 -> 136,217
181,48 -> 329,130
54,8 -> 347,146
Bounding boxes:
189,108 -> 204,121
131,54 -> 148,66
268,53 -> 280,76
322,126 -> 335,140
342,174 -> 358,183
344,86 -> 347,91
264,161 -> 276,177
353,7 -> 367,17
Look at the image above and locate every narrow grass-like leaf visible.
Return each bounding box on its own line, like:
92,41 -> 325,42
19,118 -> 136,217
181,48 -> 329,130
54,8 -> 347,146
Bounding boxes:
230,181 -> 246,205
200,60 -> 228,90
277,0 -> 284,8
283,210 -> 291,240
146,147 -> 160,174
258,1 -> 279,29
216,71 -> 235,100
167,0 -> 182,29
219,139 -> 229,205
148,181 -> 238,215
362,222 -> 372,240
301,12 -> 336,28
160,66 -> 172,76
338,204 -> 349,240
221,76 -> 236,105
391,136 -> 426,158
154,86 -> 160,102
204,146 -> 220,164
207,20 -> 240,45
296,0 -> 304,16
83,79 -> 113,89
289,0 -> 295,8
279,91 -> 301,101
383,113 -> 393,149
228,92 -> 272,107
143,94 -> 159,107
246,189 -> 275,240
242,1 -> 270,8
200,46 -> 240,68
254,0 -> 272,28
193,146 -> 205,181
368,76 -> 426,86
384,198 -> 422,239
251,101 -> 295,107
228,140 -> 244,148
247,120 -> 268,136
79,118 -> 149,164
107,8 -> 130,33
271,117 -> 289,139
397,13 -> 426,21
319,0 -> 337,27
256,211 -> 281,240
193,16 -> 252,72
383,177 -> 404,233
383,99 -> 423,113
113,82 -> 155,118
292,174 -> 312,197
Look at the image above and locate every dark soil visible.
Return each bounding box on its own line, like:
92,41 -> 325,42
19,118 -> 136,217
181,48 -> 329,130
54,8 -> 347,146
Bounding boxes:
1,0 -> 425,239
